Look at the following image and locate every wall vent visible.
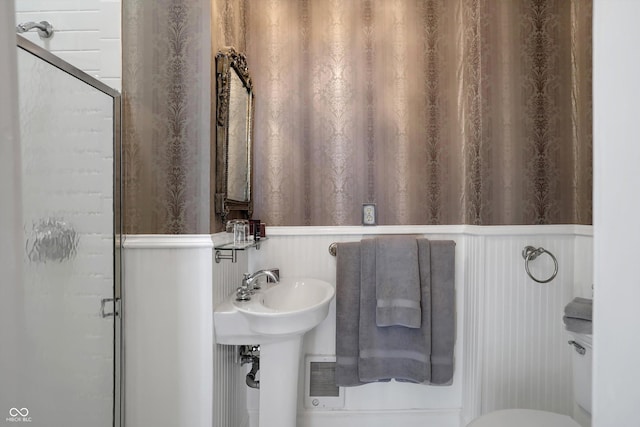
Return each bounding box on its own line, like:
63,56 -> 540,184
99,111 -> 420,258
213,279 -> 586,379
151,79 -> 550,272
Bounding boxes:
304,355 -> 344,410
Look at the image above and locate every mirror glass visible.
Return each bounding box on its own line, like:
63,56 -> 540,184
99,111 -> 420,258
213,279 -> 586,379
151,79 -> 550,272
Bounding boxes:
227,69 -> 250,201
215,47 -> 253,224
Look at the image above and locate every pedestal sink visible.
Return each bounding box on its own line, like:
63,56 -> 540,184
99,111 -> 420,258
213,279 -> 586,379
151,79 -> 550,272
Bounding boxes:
213,277 -> 335,427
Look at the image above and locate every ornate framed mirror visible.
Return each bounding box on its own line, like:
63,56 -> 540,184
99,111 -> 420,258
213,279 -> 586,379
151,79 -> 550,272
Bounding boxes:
215,47 -> 254,225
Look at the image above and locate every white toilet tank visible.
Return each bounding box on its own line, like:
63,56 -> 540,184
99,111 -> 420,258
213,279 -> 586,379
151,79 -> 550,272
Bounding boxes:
569,332 -> 592,414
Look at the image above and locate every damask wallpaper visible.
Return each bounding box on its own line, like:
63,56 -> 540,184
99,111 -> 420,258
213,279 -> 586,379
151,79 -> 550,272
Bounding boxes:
122,0 -> 591,233
123,0 -> 247,233
248,0 -> 592,226
123,0 -> 212,234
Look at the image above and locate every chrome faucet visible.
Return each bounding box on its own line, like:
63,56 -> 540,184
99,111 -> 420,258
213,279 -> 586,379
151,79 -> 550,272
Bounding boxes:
235,269 -> 280,301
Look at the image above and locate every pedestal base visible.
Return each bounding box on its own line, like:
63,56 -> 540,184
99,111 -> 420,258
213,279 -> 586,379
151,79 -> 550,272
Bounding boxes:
258,336 -> 303,427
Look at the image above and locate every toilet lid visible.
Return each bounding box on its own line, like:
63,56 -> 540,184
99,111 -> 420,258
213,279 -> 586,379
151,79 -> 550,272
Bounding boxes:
467,409 -> 581,427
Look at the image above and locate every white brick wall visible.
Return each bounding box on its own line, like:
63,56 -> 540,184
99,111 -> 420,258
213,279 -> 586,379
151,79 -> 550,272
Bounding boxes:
15,0 -> 122,91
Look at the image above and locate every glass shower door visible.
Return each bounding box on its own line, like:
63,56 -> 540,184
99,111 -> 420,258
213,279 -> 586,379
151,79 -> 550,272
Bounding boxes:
16,37 -> 121,427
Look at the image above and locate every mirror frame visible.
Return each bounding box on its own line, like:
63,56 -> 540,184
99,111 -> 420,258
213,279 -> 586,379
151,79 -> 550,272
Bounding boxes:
215,47 -> 254,224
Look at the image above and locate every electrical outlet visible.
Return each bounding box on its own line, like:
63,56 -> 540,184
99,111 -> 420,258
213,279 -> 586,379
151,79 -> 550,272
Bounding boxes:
362,203 -> 376,226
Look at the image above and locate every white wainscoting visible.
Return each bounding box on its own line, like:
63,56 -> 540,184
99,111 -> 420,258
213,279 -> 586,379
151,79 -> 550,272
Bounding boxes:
123,235 -> 214,427
479,234 -> 577,418
249,225 -> 593,427
211,233 -> 250,427
123,233 -> 251,427
120,226 -> 592,427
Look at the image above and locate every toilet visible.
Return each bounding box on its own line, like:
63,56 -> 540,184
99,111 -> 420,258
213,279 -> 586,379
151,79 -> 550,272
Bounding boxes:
468,332 -> 592,427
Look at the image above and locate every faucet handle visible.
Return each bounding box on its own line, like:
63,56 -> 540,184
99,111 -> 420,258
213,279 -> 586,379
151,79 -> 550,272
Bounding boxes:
236,285 -> 251,301
250,272 -> 264,290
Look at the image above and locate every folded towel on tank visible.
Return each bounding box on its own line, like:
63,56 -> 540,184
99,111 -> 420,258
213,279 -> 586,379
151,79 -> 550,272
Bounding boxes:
564,297 -> 593,321
375,236 -> 421,328
563,316 -> 592,334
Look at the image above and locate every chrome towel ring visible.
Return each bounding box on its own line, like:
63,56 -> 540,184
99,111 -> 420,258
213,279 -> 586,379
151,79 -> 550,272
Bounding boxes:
522,246 -> 558,283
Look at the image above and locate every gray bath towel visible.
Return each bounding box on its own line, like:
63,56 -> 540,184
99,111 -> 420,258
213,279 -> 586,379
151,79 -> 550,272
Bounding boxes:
335,238 -> 456,386
563,316 -> 592,334
425,239 -> 456,385
375,236 -> 421,328
564,297 -> 593,321
335,241 -> 367,387
358,238 -> 430,383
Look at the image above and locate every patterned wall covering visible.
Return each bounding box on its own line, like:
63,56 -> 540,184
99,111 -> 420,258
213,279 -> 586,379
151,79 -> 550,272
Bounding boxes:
123,0 -> 212,234
248,0 -> 592,226
212,0 -> 247,53
211,0 -> 248,232
122,0 -> 591,232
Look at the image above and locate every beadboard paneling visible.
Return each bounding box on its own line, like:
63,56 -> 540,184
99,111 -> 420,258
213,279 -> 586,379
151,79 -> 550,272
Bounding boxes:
212,233 -> 250,427
461,234 -> 484,422
252,226 -> 593,427
480,235 -> 575,416
249,227 -> 466,426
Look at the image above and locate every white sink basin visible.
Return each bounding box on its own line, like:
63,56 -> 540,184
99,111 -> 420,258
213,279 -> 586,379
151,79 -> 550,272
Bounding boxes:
214,277 -> 335,427
214,277 -> 335,344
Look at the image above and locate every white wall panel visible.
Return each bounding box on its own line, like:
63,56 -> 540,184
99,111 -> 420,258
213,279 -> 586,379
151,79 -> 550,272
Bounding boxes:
124,233 -> 249,427
593,1 -> 640,424
574,235 -> 594,299
123,236 -> 213,427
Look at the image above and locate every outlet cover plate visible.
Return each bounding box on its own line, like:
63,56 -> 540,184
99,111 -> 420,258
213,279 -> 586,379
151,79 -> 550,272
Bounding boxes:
362,203 -> 376,226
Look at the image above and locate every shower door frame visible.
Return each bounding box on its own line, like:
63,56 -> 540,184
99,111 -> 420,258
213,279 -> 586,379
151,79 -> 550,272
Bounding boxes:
16,35 -> 123,427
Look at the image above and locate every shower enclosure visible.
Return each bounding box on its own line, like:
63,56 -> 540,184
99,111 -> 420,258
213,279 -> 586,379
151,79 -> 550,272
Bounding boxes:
15,35 -> 121,427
